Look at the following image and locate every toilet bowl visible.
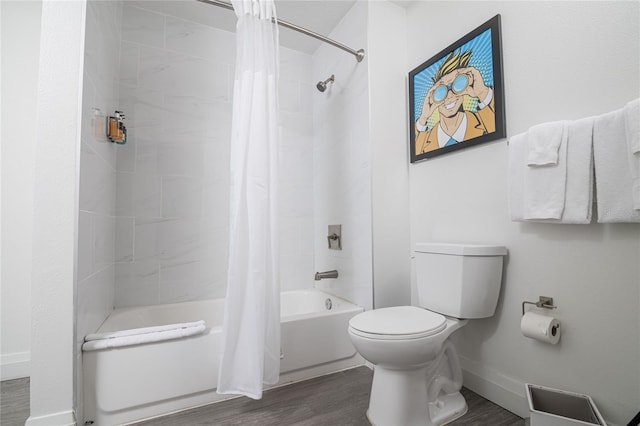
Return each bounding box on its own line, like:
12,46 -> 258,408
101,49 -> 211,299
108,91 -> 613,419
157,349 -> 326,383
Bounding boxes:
348,306 -> 468,426
348,243 -> 507,426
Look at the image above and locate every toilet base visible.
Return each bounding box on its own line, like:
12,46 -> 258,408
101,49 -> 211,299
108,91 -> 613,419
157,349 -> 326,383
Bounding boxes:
366,365 -> 467,426
365,338 -> 468,426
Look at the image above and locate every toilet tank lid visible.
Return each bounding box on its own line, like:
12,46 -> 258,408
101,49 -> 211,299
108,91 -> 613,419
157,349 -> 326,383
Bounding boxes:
415,243 -> 507,256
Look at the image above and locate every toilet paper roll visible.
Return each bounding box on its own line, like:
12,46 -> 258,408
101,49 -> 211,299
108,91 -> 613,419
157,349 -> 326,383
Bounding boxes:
521,312 -> 560,344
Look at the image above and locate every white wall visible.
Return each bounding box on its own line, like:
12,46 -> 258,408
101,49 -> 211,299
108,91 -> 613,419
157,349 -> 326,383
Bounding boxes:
27,0 -> 86,424
312,1 -> 373,310
368,1 -> 410,308
0,0 -> 41,381
405,2 -> 640,425
114,3 -> 316,307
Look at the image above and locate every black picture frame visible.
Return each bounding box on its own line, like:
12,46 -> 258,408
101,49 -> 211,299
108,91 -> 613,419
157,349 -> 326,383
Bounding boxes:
409,14 -> 506,163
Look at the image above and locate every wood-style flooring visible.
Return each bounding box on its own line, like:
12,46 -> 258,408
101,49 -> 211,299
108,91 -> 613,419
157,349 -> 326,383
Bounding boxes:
1,367 -> 524,426
1,377 -> 29,426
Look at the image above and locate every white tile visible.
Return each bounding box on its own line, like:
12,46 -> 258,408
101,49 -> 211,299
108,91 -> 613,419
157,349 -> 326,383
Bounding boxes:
279,220 -> 300,257
133,173 -> 161,218
202,141 -> 230,182
137,46 -> 170,91
133,218 -> 163,261
158,260 -> 223,303
122,4 -> 165,48
77,211 -> 94,281
116,172 -> 134,217
166,55 -> 230,101
119,41 -> 139,86
279,80 -> 300,113
165,17 -> 236,63
81,72 -> 97,150
162,101 -> 232,141
135,143 -> 158,175
116,129 -> 136,172
161,176 -> 203,218
93,214 -> 115,272
279,47 -> 312,85
138,47 -> 229,101
115,260 -> 160,307
80,142 -> 117,216
118,85 -> 165,129
280,253 -> 314,291
157,143 -> 204,177
156,218 -> 211,264
116,217 -> 134,263
164,93 -> 221,120
201,177 -> 230,227
299,217 -> 315,255
77,265 -> 115,338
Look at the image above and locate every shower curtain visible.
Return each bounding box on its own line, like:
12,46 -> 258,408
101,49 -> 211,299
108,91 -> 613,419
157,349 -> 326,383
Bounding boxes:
216,0 -> 281,400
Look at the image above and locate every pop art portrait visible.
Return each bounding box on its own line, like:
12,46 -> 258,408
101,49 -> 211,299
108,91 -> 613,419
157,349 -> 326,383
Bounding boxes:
409,15 -> 506,162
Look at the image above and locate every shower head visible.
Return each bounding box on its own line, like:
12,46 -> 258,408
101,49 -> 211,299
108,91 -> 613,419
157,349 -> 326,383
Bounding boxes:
316,74 -> 335,93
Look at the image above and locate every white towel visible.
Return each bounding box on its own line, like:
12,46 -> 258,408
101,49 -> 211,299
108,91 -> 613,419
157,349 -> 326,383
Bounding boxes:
624,98 -> 640,155
593,108 -> 640,222
527,121 -> 567,166
82,320 -> 207,351
508,132 -> 527,221
623,98 -> 640,209
523,124 -> 568,220
559,117 -> 594,224
84,320 -> 206,341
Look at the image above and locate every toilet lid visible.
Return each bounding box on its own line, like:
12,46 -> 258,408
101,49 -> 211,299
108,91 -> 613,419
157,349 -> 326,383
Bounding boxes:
349,306 -> 446,340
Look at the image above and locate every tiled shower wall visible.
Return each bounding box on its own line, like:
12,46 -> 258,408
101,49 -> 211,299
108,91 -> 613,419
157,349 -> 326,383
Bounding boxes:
77,0 -> 122,346
311,1 -> 372,310
77,0 -> 124,421
114,4 -> 315,307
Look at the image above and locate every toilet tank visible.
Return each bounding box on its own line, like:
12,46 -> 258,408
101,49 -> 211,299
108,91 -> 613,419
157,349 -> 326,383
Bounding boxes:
415,243 -> 507,319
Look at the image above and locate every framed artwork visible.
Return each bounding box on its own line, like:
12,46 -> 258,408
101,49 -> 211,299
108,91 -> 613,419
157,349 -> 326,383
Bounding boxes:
409,14 -> 506,163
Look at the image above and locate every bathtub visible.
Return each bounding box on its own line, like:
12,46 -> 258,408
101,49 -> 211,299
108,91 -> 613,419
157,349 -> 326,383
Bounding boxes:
82,289 -> 364,425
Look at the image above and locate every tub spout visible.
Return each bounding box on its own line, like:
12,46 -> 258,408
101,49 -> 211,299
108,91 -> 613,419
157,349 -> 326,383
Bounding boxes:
315,270 -> 338,280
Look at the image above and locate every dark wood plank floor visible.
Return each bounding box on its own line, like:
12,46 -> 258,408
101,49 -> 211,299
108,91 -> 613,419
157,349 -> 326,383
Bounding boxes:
0,367 -> 524,426
1,377 -> 30,426
135,367 -> 523,426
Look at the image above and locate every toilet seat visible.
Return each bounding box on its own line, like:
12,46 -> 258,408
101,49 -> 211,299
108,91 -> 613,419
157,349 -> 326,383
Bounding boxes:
349,306 -> 446,340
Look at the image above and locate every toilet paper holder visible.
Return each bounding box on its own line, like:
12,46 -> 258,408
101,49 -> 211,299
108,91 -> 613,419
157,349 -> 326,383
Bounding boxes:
522,296 -> 556,316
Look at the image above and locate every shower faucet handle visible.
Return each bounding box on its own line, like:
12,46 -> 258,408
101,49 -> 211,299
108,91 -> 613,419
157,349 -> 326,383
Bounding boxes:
327,224 -> 342,250
327,233 -> 339,249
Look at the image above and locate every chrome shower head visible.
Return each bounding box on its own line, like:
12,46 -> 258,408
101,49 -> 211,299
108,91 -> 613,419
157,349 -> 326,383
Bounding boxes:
316,74 -> 335,93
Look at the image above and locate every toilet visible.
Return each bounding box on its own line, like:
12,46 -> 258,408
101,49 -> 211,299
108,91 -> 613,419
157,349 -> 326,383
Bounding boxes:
348,243 -> 507,426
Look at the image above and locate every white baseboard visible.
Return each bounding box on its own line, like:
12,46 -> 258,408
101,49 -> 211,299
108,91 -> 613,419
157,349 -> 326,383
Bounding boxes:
460,356 -> 622,426
1,351 -> 30,380
25,410 -> 76,426
459,355 -> 530,419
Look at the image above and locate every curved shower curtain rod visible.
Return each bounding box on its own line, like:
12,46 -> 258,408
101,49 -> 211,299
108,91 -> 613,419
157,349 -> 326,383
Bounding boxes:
196,0 -> 366,62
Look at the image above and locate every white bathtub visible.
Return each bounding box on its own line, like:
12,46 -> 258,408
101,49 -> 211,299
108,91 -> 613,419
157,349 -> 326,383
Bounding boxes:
82,289 -> 364,425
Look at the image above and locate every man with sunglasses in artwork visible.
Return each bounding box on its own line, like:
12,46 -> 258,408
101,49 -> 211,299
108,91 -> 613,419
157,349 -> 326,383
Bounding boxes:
415,49 -> 495,155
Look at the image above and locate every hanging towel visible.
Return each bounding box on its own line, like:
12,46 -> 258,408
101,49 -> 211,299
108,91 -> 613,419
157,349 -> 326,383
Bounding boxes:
527,121 -> 567,166
624,98 -> 640,155
523,123 -> 568,220
623,98 -> 640,209
508,132 -> 527,221
557,117 -> 594,224
81,321 -> 206,351
593,108 -> 640,222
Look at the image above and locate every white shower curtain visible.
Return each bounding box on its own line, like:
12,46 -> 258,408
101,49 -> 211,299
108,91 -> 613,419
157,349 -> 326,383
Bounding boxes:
216,0 -> 281,400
